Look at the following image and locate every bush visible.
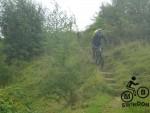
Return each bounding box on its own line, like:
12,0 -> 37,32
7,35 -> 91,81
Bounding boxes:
0,95 -> 16,113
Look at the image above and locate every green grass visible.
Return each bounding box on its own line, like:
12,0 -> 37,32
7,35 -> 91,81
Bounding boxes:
0,42 -> 150,113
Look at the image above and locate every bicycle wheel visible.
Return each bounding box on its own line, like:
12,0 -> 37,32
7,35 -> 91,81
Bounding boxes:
121,90 -> 133,102
137,86 -> 149,98
99,54 -> 104,68
95,48 -> 103,66
95,49 -> 100,65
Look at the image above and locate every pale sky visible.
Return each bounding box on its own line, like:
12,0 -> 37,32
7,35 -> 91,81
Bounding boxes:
35,0 -> 111,31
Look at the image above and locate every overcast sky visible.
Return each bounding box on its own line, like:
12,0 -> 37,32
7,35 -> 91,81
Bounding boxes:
35,0 -> 111,31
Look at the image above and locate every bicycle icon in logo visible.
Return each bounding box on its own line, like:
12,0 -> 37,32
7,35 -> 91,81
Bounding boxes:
121,76 -> 149,102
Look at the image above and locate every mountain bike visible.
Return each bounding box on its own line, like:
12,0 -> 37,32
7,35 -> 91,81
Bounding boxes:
94,47 -> 104,68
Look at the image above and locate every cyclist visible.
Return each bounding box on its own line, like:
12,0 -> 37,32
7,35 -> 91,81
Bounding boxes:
91,29 -> 105,65
126,76 -> 139,95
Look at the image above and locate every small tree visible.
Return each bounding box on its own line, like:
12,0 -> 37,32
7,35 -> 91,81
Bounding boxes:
46,1 -> 75,34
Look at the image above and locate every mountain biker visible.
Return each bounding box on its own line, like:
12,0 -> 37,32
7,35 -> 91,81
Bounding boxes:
126,76 -> 139,95
91,29 -> 105,63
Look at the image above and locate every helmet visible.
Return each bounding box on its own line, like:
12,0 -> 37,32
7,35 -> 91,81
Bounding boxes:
94,28 -> 102,33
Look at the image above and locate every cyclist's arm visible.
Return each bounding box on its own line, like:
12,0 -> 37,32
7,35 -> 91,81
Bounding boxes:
132,82 -> 139,85
101,34 -> 107,46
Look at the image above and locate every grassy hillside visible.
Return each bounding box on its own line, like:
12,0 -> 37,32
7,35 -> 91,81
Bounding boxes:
1,0 -> 150,112
0,41 -> 149,113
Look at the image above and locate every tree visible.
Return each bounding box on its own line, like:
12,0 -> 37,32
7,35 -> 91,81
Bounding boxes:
41,32 -> 84,107
0,0 -> 45,63
46,1 -> 75,34
91,0 -> 150,45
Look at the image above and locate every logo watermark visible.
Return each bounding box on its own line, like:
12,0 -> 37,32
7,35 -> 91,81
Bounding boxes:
121,76 -> 149,108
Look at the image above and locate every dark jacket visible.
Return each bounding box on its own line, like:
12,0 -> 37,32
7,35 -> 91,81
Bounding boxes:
92,31 -> 104,48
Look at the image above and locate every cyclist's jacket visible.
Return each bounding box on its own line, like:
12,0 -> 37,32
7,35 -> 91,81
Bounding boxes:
92,31 -> 104,48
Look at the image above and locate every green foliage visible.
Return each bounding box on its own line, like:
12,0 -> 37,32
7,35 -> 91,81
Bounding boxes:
90,0 -> 150,45
40,31 -> 93,106
0,88 -> 38,113
0,0 -> 44,63
0,96 -> 16,113
0,0 -> 150,113
0,42 -> 12,87
105,42 -> 150,88
46,1 -> 75,33
0,63 -> 11,87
